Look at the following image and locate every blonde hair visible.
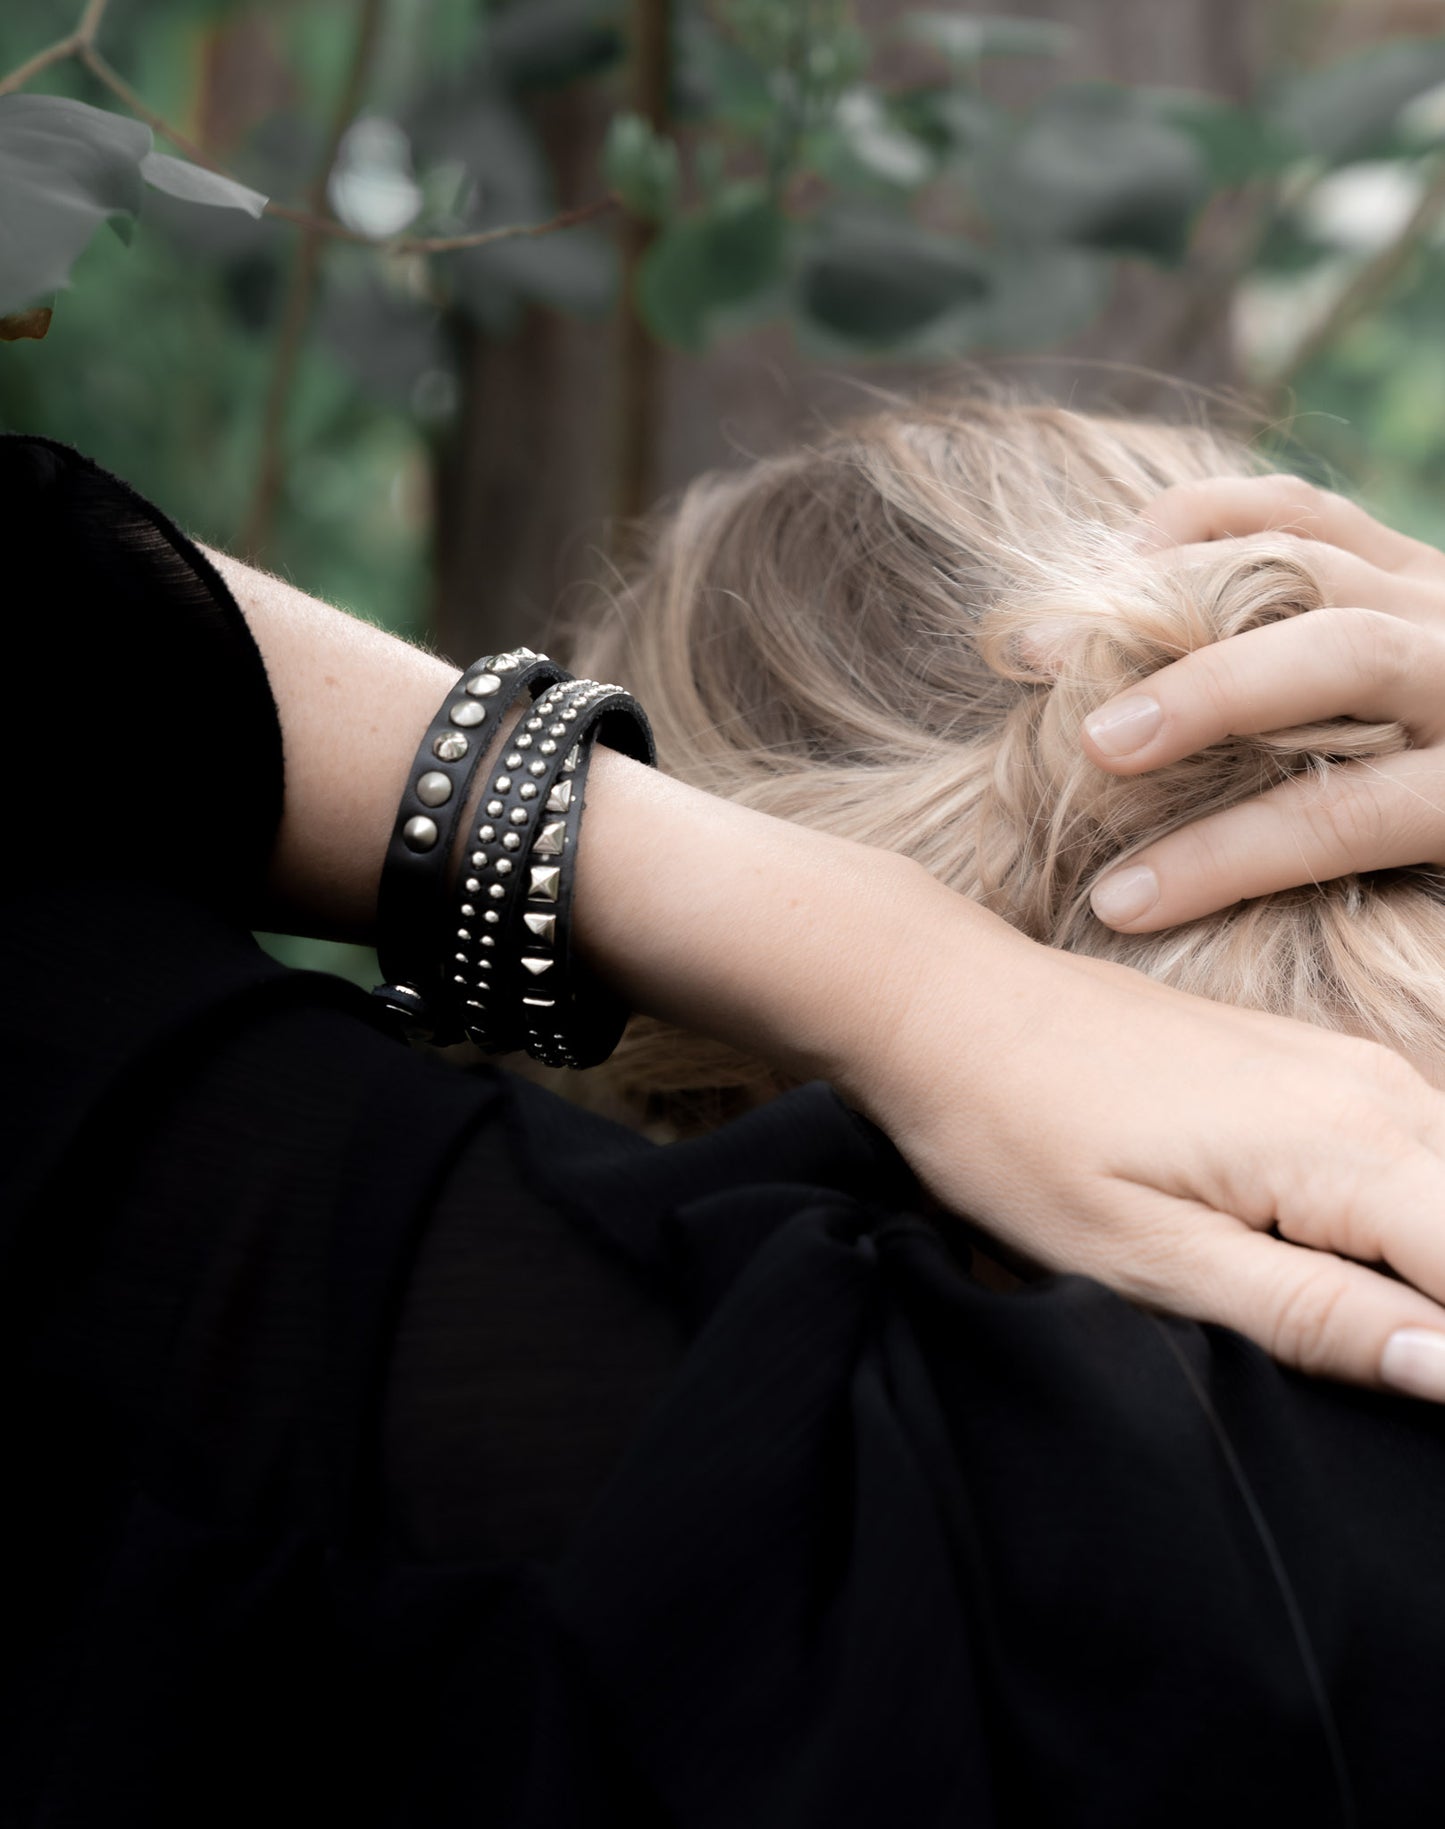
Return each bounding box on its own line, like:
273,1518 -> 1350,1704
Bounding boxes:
564,391 -> 1445,1134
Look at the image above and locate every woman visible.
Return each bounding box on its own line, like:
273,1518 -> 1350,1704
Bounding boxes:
4,419 -> 1445,1827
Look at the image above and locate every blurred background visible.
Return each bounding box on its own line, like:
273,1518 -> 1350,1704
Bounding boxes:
5,0 -> 1445,981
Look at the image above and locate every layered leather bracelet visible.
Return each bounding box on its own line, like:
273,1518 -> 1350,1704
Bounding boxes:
372,651 -> 654,1068
373,647 -> 572,1039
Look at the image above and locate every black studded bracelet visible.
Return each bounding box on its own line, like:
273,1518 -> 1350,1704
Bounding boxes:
373,647 -> 572,1039
447,677 -> 655,1065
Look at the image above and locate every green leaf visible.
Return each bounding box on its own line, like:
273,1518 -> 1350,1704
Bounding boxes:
0,95 -> 150,313
603,112 -> 680,221
797,217 -> 990,343
485,0 -> 624,91
637,186 -> 785,350
140,152 -> 268,218
1152,92 -> 1295,188
980,86 -> 1211,263
1271,40 -> 1445,165
904,12 -> 1075,63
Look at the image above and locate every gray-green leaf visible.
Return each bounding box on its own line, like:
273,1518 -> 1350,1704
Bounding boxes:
140,151 -> 268,218
0,95 -> 150,313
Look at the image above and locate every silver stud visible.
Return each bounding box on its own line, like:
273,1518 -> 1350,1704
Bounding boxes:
471,851 -> 486,868
539,739 -> 557,756
460,904 -> 476,918
433,730 -> 469,762
528,759 -> 547,777
451,700 -> 485,728
564,745 -> 580,771
477,954 -> 491,969
548,724 -> 566,737
478,825 -> 495,842
494,775 -> 512,793
465,672 -> 501,697
486,799 -> 504,818
532,820 -> 566,857
524,912 -> 556,942
529,865 -> 561,902
454,973 -> 467,985
516,734 -> 533,749
485,911 -> 500,924
562,708 -> 577,721
506,753 -> 523,769
520,783 -> 538,800
481,935 -> 495,947
491,654 -> 518,673
521,956 -> 552,976
457,928 -> 472,941
503,832 -> 522,851
402,815 -> 438,852
416,770 -> 453,807
523,995 -> 556,1009
509,807 -> 529,825
527,717 -> 543,731
465,877 -> 481,893
545,780 -> 573,813
496,858 -> 513,875
488,884 -> 506,900
455,951 -> 468,963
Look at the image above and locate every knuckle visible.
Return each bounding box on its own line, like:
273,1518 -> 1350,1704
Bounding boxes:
1300,772 -> 1387,864
1336,607 -> 1411,693
1267,1263 -> 1351,1371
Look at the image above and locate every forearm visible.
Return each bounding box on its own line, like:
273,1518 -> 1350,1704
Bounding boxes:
206,547 -> 1010,1098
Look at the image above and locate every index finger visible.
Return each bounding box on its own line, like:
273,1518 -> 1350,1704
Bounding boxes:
1139,474 -> 1430,575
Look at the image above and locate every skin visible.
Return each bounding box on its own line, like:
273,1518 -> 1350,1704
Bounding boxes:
207,543 -> 1445,1407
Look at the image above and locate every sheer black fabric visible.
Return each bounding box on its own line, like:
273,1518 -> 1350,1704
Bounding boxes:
4,435 -> 1445,1828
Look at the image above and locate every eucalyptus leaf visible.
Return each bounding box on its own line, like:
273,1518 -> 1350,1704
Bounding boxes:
0,95 -> 150,313
637,188 -> 784,350
981,87 -> 1210,262
140,152 -> 269,218
798,218 -> 990,343
603,113 -> 680,221
1272,39 -> 1445,165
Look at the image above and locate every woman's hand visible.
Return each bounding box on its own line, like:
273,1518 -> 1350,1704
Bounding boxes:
853,883 -> 1445,1405
1081,474 -> 1445,932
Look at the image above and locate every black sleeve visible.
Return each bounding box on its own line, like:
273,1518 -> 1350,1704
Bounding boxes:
7,440 -> 1445,1829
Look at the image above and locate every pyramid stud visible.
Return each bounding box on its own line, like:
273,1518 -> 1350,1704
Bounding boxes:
522,995 -> 555,1009
528,865 -> 561,902
523,912 -> 556,942
563,746 -> 580,771
521,956 -> 553,976
465,672 -> 501,697
451,700 -> 485,728
545,780 -> 572,813
533,820 -> 566,857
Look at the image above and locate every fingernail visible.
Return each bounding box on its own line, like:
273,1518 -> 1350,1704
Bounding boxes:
1380,1328 -> 1445,1403
1090,864 -> 1159,927
1084,695 -> 1162,757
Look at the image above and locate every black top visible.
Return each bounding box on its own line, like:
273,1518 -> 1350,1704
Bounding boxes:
3,436 -> 1444,1829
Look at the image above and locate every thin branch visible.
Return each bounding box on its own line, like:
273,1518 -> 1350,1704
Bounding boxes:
1268,157 -> 1445,398
241,0 -> 388,559
78,43 -> 212,164
0,0 -> 108,96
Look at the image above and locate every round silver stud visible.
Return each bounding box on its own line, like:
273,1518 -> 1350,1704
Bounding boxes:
454,973 -> 466,985
526,718 -> 543,731
481,936 -> 495,948
417,770 -> 453,807
539,740 -> 557,756
402,815 -> 438,852
433,730 -> 469,762
506,753 -> 523,769
489,884 -> 506,900
451,700 -> 485,728
471,851 -> 486,868
502,832 -> 522,851
548,724 -> 565,737
496,859 -> 513,875
465,877 -> 481,893
486,800 -> 504,818
457,929 -> 472,941
520,783 -> 538,800
465,672 -> 501,697
454,952 -> 468,963
509,807 -> 528,825
494,776 -> 512,793
562,709 -> 577,721
485,911 -> 500,925
516,734 -> 533,749
528,759 -> 547,777
460,904 -> 476,918
477,825 -> 495,842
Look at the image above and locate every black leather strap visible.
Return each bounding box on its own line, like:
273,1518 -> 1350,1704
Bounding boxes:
373,648 -> 572,1031
447,680 -> 655,1060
